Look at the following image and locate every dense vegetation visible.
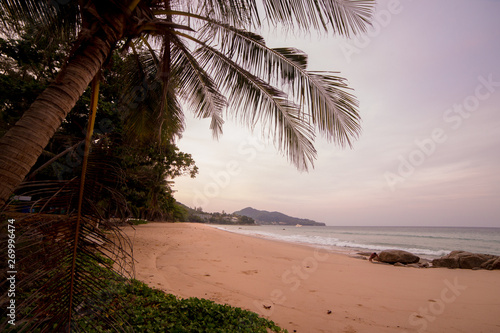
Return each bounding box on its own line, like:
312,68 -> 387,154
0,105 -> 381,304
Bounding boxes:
0,27 -> 197,221
175,204 -> 256,225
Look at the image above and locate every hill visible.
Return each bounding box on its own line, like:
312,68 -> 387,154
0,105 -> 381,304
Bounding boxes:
176,202 -> 256,225
233,207 -> 325,226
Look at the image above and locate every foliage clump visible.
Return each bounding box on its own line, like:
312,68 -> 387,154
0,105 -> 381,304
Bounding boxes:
7,257 -> 286,332
97,280 -> 286,332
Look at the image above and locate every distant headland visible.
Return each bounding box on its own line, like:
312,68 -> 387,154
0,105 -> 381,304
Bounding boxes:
233,207 -> 325,226
176,203 -> 325,226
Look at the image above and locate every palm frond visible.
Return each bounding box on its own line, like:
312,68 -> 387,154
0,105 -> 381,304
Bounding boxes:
144,2 -> 371,155
180,0 -> 259,28
170,36 -> 227,138
0,146 -> 133,332
261,0 -> 373,35
193,39 -> 317,170
0,0 -> 80,43
0,0 -> 55,32
120,47 -> 185,144
218,23 -> 360,146
179,19 -> 361,147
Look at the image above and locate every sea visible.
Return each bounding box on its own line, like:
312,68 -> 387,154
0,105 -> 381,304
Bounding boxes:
213,225 -> 500,259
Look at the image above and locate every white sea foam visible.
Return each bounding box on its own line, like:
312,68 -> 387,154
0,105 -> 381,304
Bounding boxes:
214,225 -> 500,258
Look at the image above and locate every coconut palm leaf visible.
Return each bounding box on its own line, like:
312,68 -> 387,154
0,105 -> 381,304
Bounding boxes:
261,0 -> 373,35
193,18 -> 361,145
120,47 -> 185,145
190,39 -> 317,169
170,36 -> 226,138
0,146 -> 133,332
172,23 -> 358,167
1,77 -> 132,331
157,11 -> 360,150
0,0 -> 80,44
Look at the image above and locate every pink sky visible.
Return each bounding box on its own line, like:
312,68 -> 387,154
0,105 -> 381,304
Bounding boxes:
173,0 -> 500,227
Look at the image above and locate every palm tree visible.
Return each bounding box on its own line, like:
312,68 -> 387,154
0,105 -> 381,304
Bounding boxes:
0,0 -> 373,207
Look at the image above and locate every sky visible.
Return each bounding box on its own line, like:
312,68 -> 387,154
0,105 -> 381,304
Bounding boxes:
173,0 -> 500,227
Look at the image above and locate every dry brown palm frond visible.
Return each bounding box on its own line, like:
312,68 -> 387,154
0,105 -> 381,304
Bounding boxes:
0,147 -> 134,332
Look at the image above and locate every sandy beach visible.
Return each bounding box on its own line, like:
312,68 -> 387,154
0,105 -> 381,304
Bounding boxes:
121,222 -> 500,333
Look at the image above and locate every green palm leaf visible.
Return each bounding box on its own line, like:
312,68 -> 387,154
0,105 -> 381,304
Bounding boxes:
262,0 -> 373,35
193,40 -> 317,169
171,36 -> 227,138
171,13 -> 361,149
120,47 -> 185,145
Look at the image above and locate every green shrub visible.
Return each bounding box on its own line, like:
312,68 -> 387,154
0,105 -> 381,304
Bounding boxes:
103,280 -> 286,332
9,253 -> 286,332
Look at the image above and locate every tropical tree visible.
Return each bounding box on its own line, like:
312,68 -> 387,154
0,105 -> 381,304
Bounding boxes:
0,0 -> 373,207
0,30 -> 196,220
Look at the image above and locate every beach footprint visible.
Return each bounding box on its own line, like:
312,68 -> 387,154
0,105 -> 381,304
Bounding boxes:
241,269 -> 259,275
342,325 -> 357,333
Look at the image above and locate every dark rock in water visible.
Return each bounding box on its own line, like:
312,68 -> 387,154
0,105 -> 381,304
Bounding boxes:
432,251 -> 500,270
378,250 -> 420,265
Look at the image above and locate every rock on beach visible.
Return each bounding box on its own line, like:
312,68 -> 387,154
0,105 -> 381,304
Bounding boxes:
378,250 -> 420,265
432,251 -> 500,270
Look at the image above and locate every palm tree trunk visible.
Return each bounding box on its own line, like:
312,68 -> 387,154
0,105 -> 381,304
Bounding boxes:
0,31 -> 121,207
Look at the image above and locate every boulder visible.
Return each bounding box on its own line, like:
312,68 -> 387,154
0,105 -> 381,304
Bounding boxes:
378,250 -> 420,265
481,256 -> 500,270
432,251 -> 499,270
460,253 -> 495,269
432,257 -> 460,269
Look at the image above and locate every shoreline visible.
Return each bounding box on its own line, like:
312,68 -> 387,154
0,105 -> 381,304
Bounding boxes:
208,224 -> 447,261
208,223 -> 500,260
208,224 -> 367,258
122,222 -> 500,333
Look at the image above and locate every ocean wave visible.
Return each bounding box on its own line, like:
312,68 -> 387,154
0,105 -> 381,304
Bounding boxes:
216,226 -> 452,258
320,240 -> 450,257
331,230 -> 485,242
